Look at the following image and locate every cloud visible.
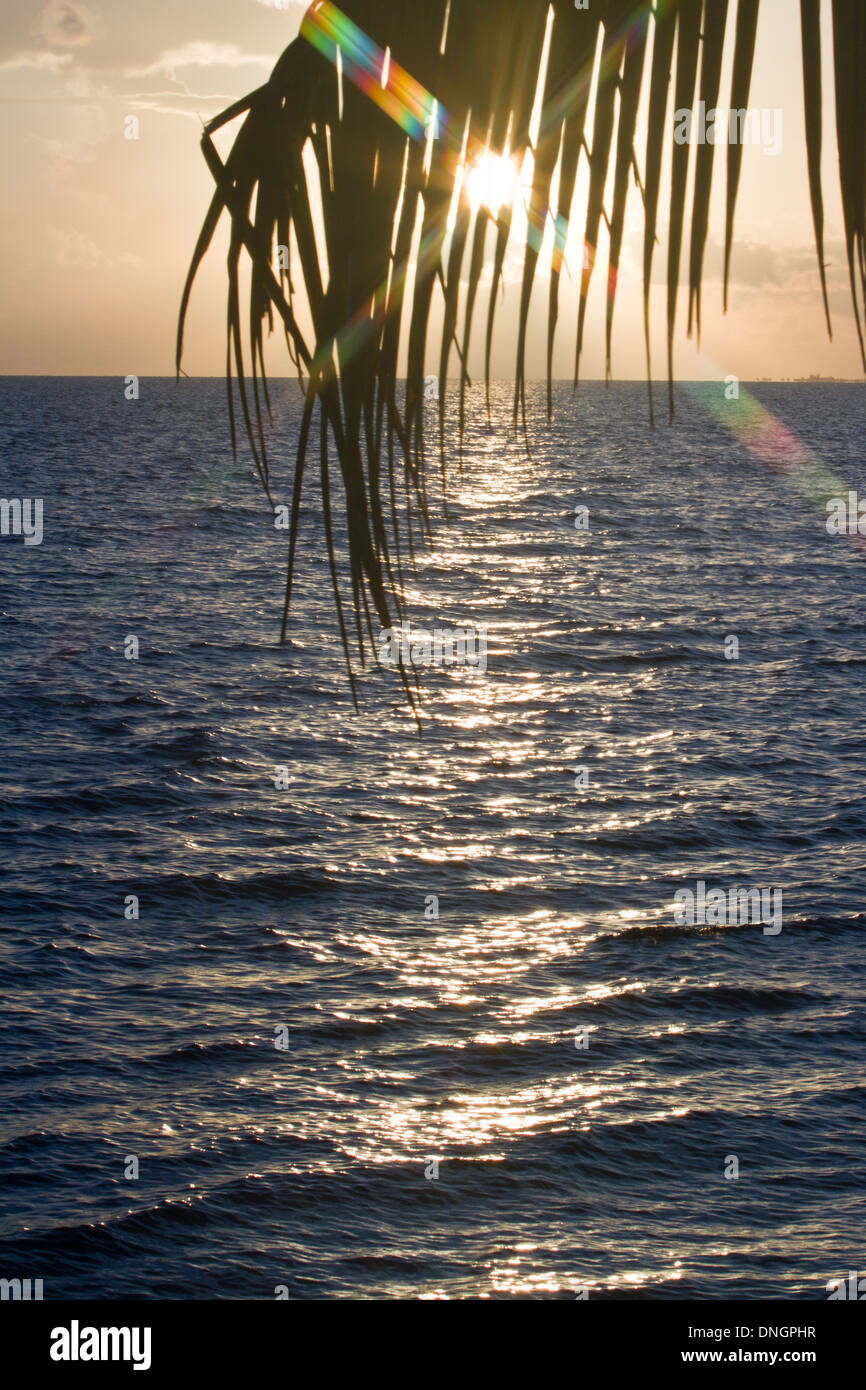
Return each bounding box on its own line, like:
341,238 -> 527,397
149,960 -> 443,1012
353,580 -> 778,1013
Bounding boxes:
49,226 -> 107,269
127,42 -> 274,79
124,94 -> 241,124
0,51 -> 73,72
722,238 -> 782,288
46,226 -> 143,271
125,90 -> 240,101
627,226 -> 786,291
37,1 -> 101,49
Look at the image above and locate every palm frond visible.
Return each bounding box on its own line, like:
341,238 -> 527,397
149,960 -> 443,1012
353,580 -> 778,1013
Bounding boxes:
178,0 -> 866,697
723,0 -> 759,312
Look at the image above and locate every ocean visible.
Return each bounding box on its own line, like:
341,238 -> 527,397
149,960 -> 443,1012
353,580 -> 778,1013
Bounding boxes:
1,376 -> 864,1299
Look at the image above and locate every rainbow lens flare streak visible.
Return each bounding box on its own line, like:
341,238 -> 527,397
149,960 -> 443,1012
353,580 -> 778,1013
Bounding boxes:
301,1 -> 468,163
690,381 -> 865,554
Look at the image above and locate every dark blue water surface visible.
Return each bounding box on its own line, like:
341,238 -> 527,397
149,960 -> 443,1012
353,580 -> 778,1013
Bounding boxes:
1,377 -> 864,1299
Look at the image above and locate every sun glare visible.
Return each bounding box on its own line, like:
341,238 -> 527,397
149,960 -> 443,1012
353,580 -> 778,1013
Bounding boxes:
466,150 -> 521,216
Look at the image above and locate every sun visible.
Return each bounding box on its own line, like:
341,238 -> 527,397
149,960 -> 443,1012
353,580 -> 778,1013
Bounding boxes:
465,150 -> 521,216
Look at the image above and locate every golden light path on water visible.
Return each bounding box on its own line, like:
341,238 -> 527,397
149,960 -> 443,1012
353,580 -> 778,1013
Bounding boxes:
196,393 -> 743,1299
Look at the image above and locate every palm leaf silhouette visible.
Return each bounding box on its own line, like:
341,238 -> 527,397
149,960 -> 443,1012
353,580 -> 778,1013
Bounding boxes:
177,0 -> 866,707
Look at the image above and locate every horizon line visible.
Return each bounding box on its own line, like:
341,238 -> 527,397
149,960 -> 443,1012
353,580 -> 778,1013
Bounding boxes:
0,374 -> 862,384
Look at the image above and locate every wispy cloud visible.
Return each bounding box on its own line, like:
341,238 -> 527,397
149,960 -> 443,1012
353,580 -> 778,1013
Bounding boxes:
0,51 -> 73,73
125,89 -> 241,103
124,95 -> 242,124
127,42 -> 274,79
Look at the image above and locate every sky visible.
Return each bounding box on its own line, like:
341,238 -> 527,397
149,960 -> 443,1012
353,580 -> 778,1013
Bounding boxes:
0,0 -> 863,380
